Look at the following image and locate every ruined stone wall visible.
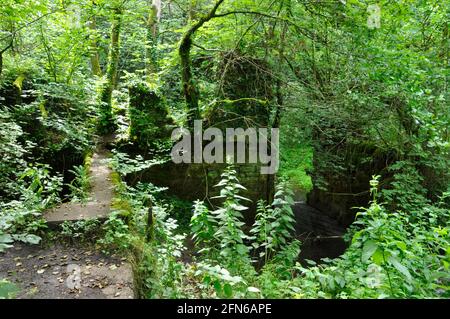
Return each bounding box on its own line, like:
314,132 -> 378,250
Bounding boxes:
308,141 -> 397,227
139,161 -> 271,220
128,82 -> 175,152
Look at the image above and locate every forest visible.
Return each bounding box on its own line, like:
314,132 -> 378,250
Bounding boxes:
0,0 -> 449,300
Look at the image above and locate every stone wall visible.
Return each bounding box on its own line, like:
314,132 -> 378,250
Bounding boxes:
126,93 -> 273,218
308,142 -> 396,227
137,161 -> 271,221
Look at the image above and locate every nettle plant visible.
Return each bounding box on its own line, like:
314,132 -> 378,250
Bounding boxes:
251,182 -> 297,263
189,166 -> 254,269
290,176 -> 450,299
188,166 -> 300,297
191,200 -> 216,255
211,167 -> 253,264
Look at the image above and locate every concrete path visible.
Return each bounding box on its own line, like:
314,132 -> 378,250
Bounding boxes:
45,138 -> 114,225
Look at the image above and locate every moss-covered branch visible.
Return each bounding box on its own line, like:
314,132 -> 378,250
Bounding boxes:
179,0 -> 225,128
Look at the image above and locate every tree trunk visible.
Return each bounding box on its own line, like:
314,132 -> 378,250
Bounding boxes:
179,0 -> 225,128
145,0 -> 161,81
1,25 -> 14,76
109,9 -> 122,89
89,15 -> 102,76
99,7 -> 122,133
0,46 -> 9,77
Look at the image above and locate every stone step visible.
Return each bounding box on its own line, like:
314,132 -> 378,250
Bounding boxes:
45,202 -> 111,227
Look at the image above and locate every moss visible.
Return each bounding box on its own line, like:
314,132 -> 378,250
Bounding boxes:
128,83 -> 175,151
279,144 -> 314,195
84,151 -> 93,171
13,74 -> 26,93
110,171 -> 125,191
111,198 -> 133,217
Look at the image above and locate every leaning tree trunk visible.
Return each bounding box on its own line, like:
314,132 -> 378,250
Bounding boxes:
99,7 -> 122,133
179,0 -> 225,128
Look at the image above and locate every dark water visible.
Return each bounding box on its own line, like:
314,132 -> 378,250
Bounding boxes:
293,202 -> 348,265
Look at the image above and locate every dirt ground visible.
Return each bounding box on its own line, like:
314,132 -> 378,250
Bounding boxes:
0,242 -> 134,299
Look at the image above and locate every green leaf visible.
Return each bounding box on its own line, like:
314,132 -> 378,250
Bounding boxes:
0,234 -> 13,244
223,283 -> 233,298
0,280 -> 18,299
236,244 -> 248,255
362,240 -> 378,263
372,248 -> 385,266
395,241 -> 407,251
203,276 -> 211,285
388,256 -> 412,281
24,234 -> 41,245
0,243 -> 13,253
247,287 -> 260,293
213,280 -> 222,294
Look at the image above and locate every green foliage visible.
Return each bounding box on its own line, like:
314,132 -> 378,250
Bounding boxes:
18,164 -> 63,209
60,219 -> 101,243
251,182 -> 297,263
186,172 -> 450,299
100,169 -> 186,298
98,212 -> 132,252
0,279 -> 18,299
161,195 -> 192,232
382,161 -> 429,216
0,164 -> 63,251
0,0 -> 448,301
289,177 -> 450,299
67,164 -> 92,203
190,200 -> 215,253
279,108 -> 314,195
0,110 -> 29,197
210,166 -> 252,265
186,166 -> 301,298
109,150 -> 166,177
128,81 -> 175,151
193,263 -> 247,299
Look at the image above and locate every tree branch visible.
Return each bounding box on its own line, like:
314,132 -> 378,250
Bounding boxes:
213,10 -> 321,42
0,11 -> 57,43
0,41 -> 13,55
179,0 -> 225,127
